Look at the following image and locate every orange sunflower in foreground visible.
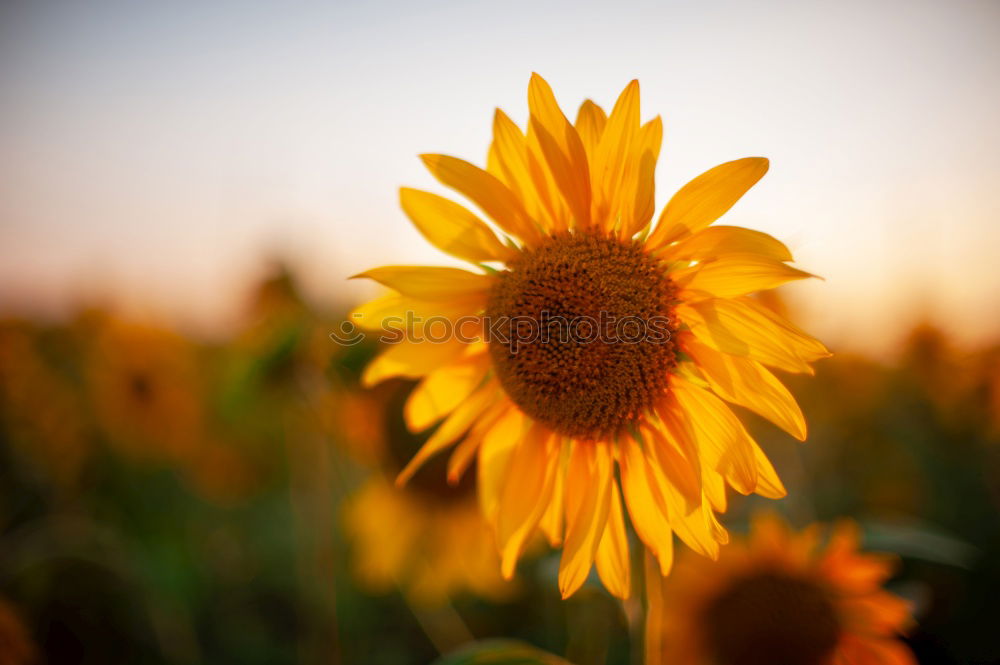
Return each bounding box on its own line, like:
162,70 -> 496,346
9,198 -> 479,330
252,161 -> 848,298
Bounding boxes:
352,74 -> 829,599
646,514 -> 916,665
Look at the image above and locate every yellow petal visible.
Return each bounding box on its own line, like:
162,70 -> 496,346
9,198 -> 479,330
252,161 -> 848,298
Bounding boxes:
361,337 -> 468,387
685,338 -> 807,440
489,111 -> 537,208
558,441 -> 613,598
447,396 -> 509,483
641,421 -> 701,508
641,446 -> 725,558
496,425 -> 559,578
527,73 -> 592,229
663,225 -> 793,262
400,187 -> 515,263
592,79 -> 640,231
619,439 -> 675,575
646,157 -> 770,250
420,154 -> 540,242
751,439 -> 787,498
491,108 -> 562,233
396,379 -> 499,486
352,265 -> 493,301
620,115 -> 662,238
538,443 -> 567,546
349,293 -> 481,332
654,397 -> 703,494
677,297 -> 830,374
404,352 -> 491,432
595,478 -> 631,599
574,99 -> 607,160
671,376 -> 758,495
673,253 -> 813,300
702,465 -> 728,512
477,406 -> 527,521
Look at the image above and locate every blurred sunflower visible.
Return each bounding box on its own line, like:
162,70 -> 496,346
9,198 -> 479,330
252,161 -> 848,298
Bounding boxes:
88,319 -> 204,462
0,320 -> 89,490
85,318 -> 258,501
341,382 -> 512,605
343,473 -> 511,605
646,513 -> 915,665
353,74 -> 828,599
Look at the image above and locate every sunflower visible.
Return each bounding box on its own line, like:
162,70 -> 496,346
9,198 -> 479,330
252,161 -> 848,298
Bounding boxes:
343,474 -> 512,605
341,381 -> 512,605
0,320 -> 89,490
352,74 -> 828,599
88,318 -> 205,462
645,513 -> 916,665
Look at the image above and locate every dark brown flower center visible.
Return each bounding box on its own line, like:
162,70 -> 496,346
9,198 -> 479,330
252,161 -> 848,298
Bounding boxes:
702,571 -> 841,665
485,232 -> 677,440
127,372 -> 153,403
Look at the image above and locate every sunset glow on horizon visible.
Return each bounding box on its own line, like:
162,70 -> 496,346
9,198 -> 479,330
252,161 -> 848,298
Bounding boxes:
1,0 -> 998,355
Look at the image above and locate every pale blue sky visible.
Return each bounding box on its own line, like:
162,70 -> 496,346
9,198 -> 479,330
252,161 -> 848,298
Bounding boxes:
1,0 -> 998,352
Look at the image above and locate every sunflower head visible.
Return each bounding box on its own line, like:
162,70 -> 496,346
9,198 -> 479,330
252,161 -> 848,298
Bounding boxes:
646,513 -> 916,665
352,74 -> 829,599
88,319 -> 205,461
0,321 -> 89,489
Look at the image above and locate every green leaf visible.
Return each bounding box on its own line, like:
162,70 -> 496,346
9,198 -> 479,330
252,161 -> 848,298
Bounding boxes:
433,640 -> 576,665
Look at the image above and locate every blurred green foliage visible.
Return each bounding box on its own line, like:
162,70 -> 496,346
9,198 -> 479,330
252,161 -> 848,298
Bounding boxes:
0,269 -> 998,664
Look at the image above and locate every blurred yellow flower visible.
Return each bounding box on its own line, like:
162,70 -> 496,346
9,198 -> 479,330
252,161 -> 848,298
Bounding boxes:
343,473 -> 511,606
0,320 -> 89,490
646,513 -> 916,665
86,317 -> 258,502
88,318 -> 205,462
353,74 -> 828,599
339,381 -> 512,606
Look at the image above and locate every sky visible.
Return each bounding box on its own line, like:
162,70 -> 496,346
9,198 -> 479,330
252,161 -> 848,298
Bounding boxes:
1,0 -> 998,354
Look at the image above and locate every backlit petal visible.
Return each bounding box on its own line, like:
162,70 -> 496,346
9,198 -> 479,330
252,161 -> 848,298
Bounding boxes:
591,80 -> 640,231
490,109 -> 553,233
558,441 -> 613,598
352,265 -> 493,301
361,337 -> 468,387
396,379 -> 499,486
673,253 -> 813,300
671,376 -> 758,495
677,297 -> 830,374
400,187 -> 515,263
404,352 -> 491,432
595,479 -> 631,599
527,73 -> 592,230
574,99 -> 607,160
619,438 -> 676,574
685,338 -> 807,440
477,406 -> 527,521
646,157 -> 770,250
664,225 -> 793,262
620,115 -> 662,238
421,154 -> 539,242
497,425 -> 559,578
